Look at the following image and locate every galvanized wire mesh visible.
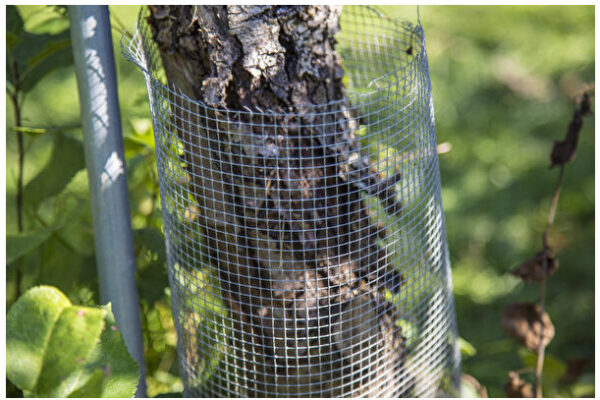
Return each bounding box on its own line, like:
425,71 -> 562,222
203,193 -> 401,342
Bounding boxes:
123,5 -> 460,397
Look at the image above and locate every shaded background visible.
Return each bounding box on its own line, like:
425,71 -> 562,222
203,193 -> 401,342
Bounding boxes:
6,5 -> 594,397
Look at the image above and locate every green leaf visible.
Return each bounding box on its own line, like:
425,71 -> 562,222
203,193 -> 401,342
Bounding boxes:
24,6 -> 70,35
19,30 -> 73,93
7,26 -> 72,93
7,286 -> 140,398
460,374 -> 487,398
135,228 -> 168,305
7,286 -> 71,392
570,373 -> 595,397
69,369 -> 105,398
154,392 -> 184,398
394,318 -> 419,349
138,261 -> 169,306
124,118 -> 155,159
74,304 -> 140,397
35,306 -> 106,397
135,228 -> 167,262
7,6 -> 24,51
6,226 -> 59,264
458,336 -> 477,358
461,378 -> 483,398
7,6 -> 24,35
130,118 -> 153,137
123,137 -> 150,159
25,132 -> 86,208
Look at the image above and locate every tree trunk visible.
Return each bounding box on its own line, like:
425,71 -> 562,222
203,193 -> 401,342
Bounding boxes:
148,5 -> 407,396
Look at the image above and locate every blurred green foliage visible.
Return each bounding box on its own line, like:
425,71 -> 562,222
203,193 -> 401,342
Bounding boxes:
6,5 -> 594,397
405,5 -> 594,397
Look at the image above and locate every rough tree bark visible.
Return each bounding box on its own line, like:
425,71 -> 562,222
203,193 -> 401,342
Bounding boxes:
148,5 -> 407,396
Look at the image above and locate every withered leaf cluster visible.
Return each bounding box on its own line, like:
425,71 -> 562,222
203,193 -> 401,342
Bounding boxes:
505,371 -> 533,398
501,302 -> 554,352
511,249 -> 558,284
503,83 -> 593,398
550,86 -> 594,168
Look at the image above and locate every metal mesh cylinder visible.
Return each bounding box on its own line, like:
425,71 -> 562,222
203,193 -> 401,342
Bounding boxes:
123,6 -> 460,397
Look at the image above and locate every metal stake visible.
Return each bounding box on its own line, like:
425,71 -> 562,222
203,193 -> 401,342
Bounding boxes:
69,5 -> 146,396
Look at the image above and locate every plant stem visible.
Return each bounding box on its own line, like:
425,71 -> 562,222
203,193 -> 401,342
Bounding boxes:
534,165 -> 565,397
10,60 -> 25,298
534,278 -> 546,398
543,166 -> 564,248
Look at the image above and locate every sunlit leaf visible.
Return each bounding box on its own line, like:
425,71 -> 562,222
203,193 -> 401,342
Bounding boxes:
569,373 -> 595,397
130,117 -> 153,137
458,336 -> 477,358
461,374 -> 487,398
124,137 -> 149,159
6,286 -> 71,392
7,286 -> 140,398
35,306 -> 106,396
24,6 -> 70,35
71,304 -> 140,397
69,369 -> 105,398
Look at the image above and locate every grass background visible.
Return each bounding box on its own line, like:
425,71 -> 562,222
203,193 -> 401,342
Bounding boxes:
6,5 -> 594,397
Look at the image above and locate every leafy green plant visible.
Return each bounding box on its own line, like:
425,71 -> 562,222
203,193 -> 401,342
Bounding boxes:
6,5 -> 85,302
7,286 -> 140,397
6,6 -> 181,396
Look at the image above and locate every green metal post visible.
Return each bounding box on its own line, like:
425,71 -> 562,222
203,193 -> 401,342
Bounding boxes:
68,5 -> 146,396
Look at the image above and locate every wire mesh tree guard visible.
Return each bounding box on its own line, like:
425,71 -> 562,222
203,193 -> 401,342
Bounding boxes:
123,5 -> 460,397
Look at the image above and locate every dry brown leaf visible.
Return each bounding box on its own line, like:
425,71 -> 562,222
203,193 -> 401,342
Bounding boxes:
511,249 -> 558,283
501,302 -> 555,352
550,114 -> 583,168
550,89 -> 593,169
505,371 -> 534,398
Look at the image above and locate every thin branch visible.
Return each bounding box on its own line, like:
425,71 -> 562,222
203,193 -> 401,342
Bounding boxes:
542,167 -> 565,249
534,277 -> 547,398
10,60 -> 25,299
11,124 -> 82,135
535,142 -> 567,398
534,84 -> 592,397
513,367 -> 535,376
